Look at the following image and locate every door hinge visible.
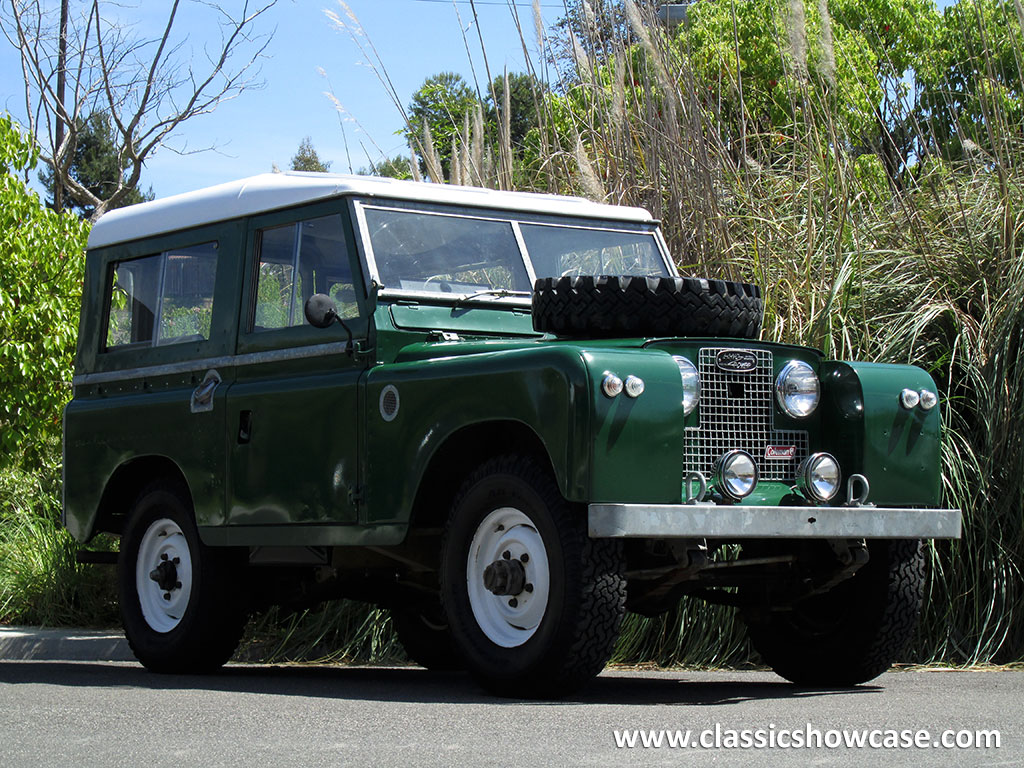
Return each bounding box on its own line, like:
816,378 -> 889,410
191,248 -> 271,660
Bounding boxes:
352,340 -> 374,361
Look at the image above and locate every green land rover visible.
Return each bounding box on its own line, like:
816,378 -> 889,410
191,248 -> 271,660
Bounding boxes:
64,172 -> 961,697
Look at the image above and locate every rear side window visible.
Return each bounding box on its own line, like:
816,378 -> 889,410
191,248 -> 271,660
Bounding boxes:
252,214 -> 356,331
105,242 -> 218,350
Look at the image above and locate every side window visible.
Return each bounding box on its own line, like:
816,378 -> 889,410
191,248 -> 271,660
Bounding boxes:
158,243 -> 218,343
253,214 -> 356,332
105,242 -> 218,350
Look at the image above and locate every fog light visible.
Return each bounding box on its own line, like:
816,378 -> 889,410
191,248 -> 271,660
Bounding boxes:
602,374 -> 623,398
919,389 -> 937,410
797,452 -> 841,502
900,388 -> 920,409
624,375 -> 645,398
713,450 -> 758,501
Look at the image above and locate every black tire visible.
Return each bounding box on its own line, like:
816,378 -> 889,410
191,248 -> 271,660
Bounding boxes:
744,539 -> 925,686
441,454 -> 626,698
532,275 -> 762,339
118,481 -> 248,673
391,603 -> 464,671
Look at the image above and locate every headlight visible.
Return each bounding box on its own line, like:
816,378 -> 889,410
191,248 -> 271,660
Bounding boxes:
713,450 -> 758,500
673,356 -> 700,416
775,360 -> 820,418
796,452 -> 841,502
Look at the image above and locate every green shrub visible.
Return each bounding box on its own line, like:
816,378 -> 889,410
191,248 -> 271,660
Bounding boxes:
0,460 -> 118,627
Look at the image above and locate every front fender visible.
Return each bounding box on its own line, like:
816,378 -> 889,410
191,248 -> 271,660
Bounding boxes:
362,346 -> 591,525
820,361 -> 942,506
361,344 -> 688,525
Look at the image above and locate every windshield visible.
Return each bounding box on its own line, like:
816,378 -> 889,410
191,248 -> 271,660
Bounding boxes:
520,223 -> 669,278
363,207 -> 532,295
360,204 -> 672,298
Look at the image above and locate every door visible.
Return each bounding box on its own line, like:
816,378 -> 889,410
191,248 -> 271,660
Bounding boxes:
226,202 -> 368,527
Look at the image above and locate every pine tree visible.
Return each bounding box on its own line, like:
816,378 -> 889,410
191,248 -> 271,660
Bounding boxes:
290,137 -> 332,172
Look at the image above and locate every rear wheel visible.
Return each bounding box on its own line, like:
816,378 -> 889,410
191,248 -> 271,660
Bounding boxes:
118,481 -> 247,673
391,602 -> 464,671
744,539 -> 925,685
441,455 -> 626,698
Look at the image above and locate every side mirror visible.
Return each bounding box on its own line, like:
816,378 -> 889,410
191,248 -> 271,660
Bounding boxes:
304,293 -> 339,329
303,293 -> 354,357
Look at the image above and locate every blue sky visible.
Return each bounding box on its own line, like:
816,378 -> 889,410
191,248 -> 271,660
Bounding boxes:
0,0 -> 562,199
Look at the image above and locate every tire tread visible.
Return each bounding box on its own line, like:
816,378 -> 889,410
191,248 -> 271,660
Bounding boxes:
532,275 -> 762,339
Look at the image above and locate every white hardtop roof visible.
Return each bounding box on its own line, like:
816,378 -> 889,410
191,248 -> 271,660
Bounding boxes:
87,171 -> 656,249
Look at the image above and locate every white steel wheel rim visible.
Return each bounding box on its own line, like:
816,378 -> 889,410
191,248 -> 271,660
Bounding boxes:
466,507 -> 551,648
135,518 -> 193,633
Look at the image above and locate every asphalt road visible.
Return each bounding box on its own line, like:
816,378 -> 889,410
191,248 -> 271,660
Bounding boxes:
0,662 -> 1018,767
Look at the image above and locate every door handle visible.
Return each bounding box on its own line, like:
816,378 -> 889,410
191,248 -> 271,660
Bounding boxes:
237,410 -> 253,444
190,369 -> 221,413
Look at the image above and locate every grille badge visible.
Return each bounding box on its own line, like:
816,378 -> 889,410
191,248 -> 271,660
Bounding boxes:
716,349 -> 758,373
765,445 -> 797,460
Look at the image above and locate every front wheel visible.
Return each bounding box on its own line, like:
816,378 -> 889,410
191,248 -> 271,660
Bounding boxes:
744,539 -> 925,686
118,481 -> 247,673
441,455 -> 626,698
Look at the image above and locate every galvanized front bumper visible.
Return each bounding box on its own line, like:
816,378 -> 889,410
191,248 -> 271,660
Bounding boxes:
588,503 -> 962,540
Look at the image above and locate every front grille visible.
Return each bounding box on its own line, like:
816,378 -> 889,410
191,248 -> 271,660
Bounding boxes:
683,348 -> 808,483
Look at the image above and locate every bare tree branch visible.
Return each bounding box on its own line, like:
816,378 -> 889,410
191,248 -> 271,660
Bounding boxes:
0,0 -> 278,220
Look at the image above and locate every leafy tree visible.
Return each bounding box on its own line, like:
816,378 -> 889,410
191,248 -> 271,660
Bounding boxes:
678,0 -> 882,150
551,0 -> 636,73
487,73 -> 544,149
359,155 -> 413,180
406,72 -> 479,179
918,0 -> 1024,162
39,112 -> 153,219
829,0 -> 941,182
290,136 -> 332,172
0,114 -> 89,467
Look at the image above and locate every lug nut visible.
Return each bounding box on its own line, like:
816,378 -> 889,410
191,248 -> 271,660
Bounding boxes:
160,553 -> 168,561
520,553 -> 529,563
525,583 -> 534,593
163,592 -> 171,601
502,550 -> 510,560
172,557 -> 180,565
175,581 -> 182,589
508,598 -> 518,608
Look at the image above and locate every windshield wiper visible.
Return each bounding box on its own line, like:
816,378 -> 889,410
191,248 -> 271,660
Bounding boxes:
452,289 -> 531,308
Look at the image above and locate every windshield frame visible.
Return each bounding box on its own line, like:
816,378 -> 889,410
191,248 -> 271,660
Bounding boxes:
350,197 -> 676,307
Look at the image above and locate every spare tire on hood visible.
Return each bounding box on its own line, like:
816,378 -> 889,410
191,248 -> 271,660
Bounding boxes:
531,275 -> 762,339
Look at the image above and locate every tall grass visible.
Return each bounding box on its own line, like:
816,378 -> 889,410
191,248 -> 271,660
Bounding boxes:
240,604 -> 405,664
320,0 -> 1024,666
